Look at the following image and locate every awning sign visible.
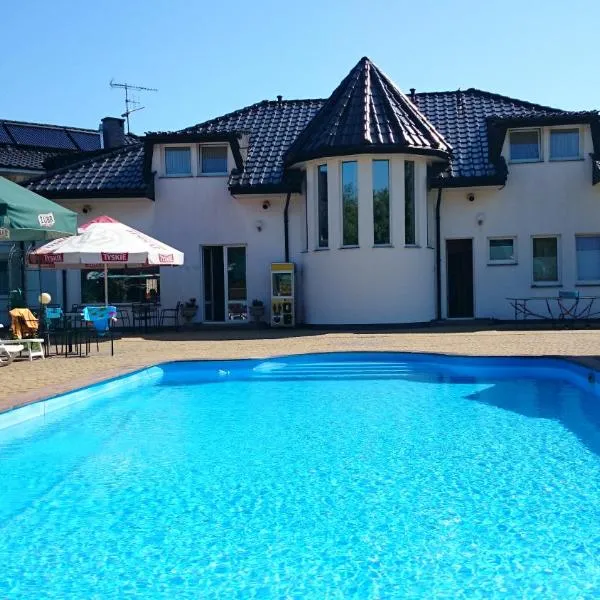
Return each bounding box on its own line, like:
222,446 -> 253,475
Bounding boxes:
101,252 -> 129,262
38,213 -> 56,227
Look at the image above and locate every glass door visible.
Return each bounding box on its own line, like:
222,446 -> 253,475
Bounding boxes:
202,246 -> 225,321
225,246 -> 247,321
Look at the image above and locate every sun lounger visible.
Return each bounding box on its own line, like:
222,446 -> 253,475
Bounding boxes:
0,339 -> 44,361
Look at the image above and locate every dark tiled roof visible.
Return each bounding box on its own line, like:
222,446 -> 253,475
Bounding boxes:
170,99 -> 324,191
27,144 -> 150,198
0,145 -> 67,171
171,65 -> 581,191
26,63 -> 597,195
414,89 -> 569,182
285,57 -> 451,165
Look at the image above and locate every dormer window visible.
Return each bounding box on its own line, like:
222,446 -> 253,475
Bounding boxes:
165,147 -> 191,176
550,128 -> 580,160
200,145 -> 228,175
509,129 -> 541,162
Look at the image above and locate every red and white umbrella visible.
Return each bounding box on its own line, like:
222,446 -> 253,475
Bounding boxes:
30,216 -> 184,304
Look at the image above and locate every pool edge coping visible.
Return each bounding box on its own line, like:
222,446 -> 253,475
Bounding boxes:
3,350 -> 600,419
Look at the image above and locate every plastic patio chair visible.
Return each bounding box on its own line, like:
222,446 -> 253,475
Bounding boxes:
160,301 -> 182,330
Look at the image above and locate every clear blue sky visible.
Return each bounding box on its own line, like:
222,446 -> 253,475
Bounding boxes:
2,0 -> 598,134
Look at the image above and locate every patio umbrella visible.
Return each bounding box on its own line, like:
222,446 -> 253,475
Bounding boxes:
0,176 -> 77,241
29,216 -> 184,304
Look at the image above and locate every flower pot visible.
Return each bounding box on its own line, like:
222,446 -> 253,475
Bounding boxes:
181,307 -> 198,324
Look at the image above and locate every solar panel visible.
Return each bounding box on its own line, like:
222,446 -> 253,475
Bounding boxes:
7,124 -> 77,149
70,130 -> 101,151
0,125 -> 12,144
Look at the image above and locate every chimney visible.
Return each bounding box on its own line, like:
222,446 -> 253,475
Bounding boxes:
409,88 -> 416,102
101,117 -> 125,149
277,94 -> 283,106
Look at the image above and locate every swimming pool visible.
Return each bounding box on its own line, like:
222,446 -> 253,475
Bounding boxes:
2,352 -> 600,598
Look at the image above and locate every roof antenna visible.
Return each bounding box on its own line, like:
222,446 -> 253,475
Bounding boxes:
109,80 -> 158,133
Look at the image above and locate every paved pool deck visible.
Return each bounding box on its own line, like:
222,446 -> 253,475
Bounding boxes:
3,325 -> 600,413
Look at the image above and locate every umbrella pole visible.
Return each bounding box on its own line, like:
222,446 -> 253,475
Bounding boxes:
104,264 -> 108,305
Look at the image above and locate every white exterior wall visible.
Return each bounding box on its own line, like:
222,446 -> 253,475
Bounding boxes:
151,144 -> 305,323
440,124 -> 600,319
302,154 -> 436,324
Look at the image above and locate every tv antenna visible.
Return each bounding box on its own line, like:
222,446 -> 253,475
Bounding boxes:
109,80 -> 158,133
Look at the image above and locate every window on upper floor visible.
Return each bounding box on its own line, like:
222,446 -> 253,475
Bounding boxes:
341,161 -> 358,247
373,160 -> 390,246
165,147 -> 192,176
576,235 -> 600,282
550,128 -> 580,160
200,145 -> 228,175
164,147 -> 192,176
509,129 -> 541,162
317,164 -> 329,248
532,236 -> 559,284
488,237 -> 516,265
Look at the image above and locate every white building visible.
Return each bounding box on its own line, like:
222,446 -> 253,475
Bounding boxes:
20,57 -> 600,325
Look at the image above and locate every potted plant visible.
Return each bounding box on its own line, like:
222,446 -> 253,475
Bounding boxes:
249,299 -> 265,324
181,298 -> 198,323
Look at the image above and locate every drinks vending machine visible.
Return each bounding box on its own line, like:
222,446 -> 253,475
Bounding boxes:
270,262 -> 295,327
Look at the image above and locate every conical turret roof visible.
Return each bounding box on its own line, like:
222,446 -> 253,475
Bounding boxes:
285,57 -> 451,165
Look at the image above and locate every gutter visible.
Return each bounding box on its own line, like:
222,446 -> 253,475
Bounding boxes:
283,192 -> 291,262
435,185 -> 443,320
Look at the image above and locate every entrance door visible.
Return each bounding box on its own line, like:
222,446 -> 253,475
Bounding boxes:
446,239 -> 474,318
202,245 -> 247,321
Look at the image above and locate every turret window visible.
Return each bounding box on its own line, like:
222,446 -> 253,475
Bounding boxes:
404,161 -> 416,245
317,165 -> 329,248
373,160 -> 390,245
341,161 -> 358,246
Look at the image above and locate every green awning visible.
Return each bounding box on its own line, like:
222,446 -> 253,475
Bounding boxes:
0,176 -> 77,242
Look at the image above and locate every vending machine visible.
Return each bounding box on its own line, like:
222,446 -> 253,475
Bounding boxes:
270,262 -> 295,327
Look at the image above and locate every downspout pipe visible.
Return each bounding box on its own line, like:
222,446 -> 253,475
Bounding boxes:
435,185 -> 443,321
283,192 -> 291,262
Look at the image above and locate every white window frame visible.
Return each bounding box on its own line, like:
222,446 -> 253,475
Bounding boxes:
487,236 -> 517,265
164,145 -> 192,177
549,126 -> 582,162
198,144 -> 229,176
531,235 -> 560,286
575,234 -> 600,285
509,128 -> 542,163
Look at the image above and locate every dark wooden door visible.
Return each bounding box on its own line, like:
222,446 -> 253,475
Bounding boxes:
446,239 -> 474,318
202,246 -> 225,321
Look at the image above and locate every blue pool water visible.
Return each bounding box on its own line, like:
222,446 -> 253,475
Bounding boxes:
2,353 -> 600,598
